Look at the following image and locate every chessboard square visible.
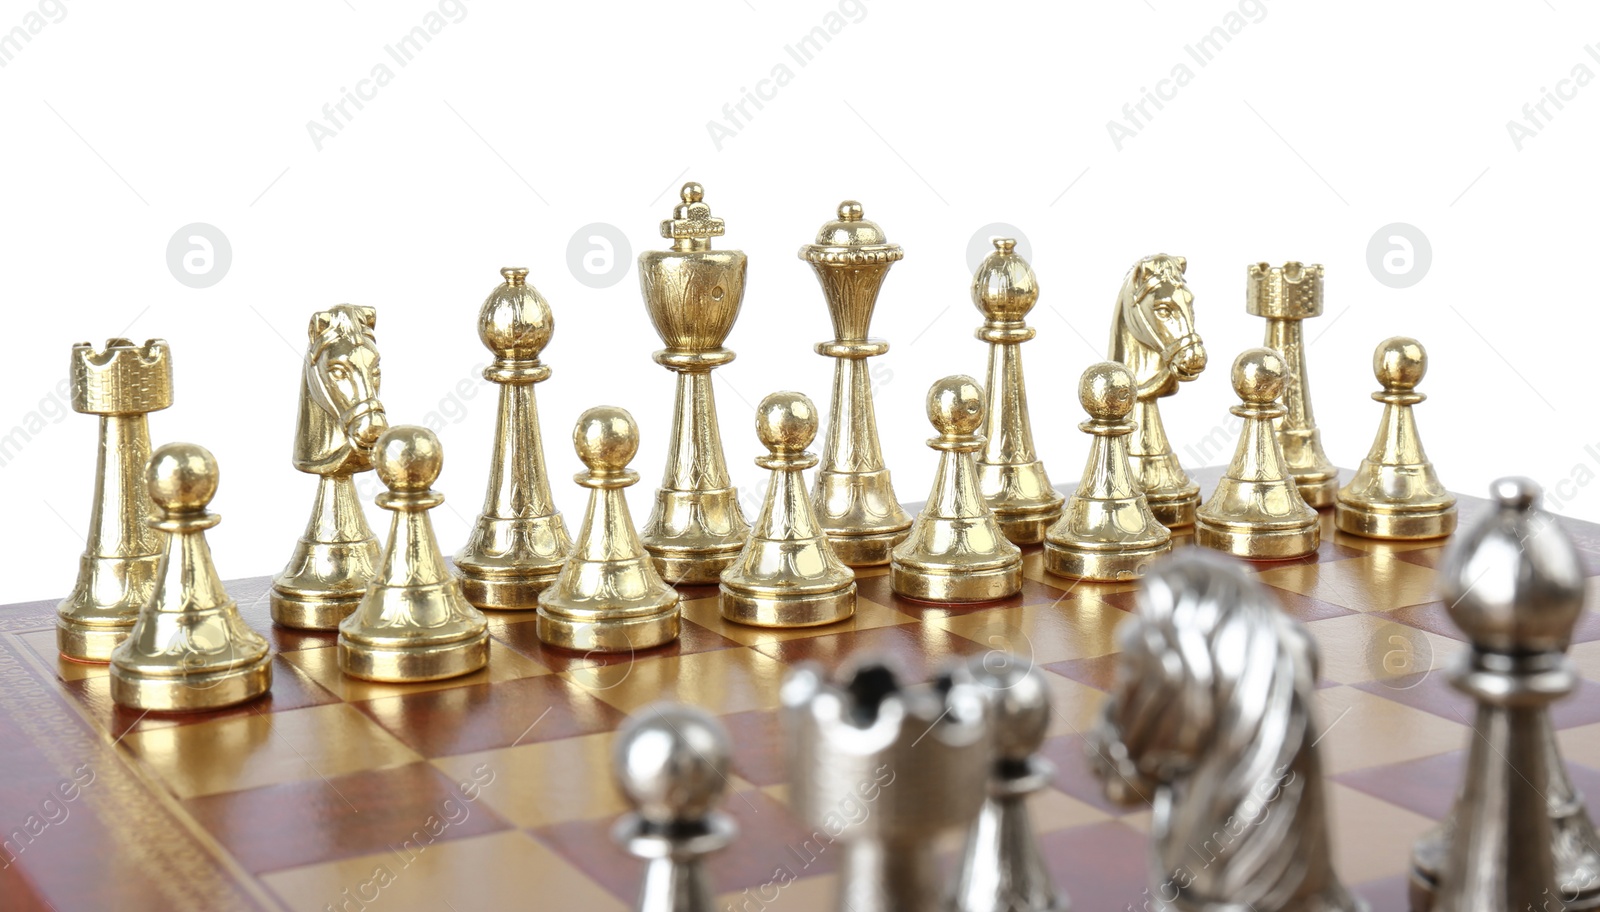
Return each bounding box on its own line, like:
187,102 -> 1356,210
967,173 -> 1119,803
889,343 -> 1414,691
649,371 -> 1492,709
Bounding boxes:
493,610 -> 742,674
1304,614 -> 1465,687
1030,786 -> 1114,834
935,597 -> 1133,666
564,647 -> 787,716
122,702 -> 422,799
1559,722 -> 1600,772
16,629 -> 104,682
1326,782 -> 1438,884
282,635 -> 549,702
1258,553 -> 1439,613
1037,668 -> 1111,739
1334,749 -> 1462,821
717,872 -> 839,912
1354,669 -> 1600,732
681,593 -> 916,647
750,624 -> 987,683
722,708 -> 785,787
1263,584 -> 1357,622
261,829 -> 626,912
1037,820 -> 1150,912
183,761 -> 512,874
354,674 -> 626,758
429,732 -> 626,829
536,785 -> 831,902
1041,732 -> 1151,816
1312,686 -> 1468,775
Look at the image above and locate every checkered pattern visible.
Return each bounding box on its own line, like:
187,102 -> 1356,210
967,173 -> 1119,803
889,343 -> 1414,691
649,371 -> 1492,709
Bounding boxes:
5,479 -> 1600,912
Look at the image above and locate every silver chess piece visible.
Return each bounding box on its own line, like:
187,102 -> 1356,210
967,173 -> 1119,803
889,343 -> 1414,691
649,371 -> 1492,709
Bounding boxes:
782,658 -> 991,912
613,702 -> 736,912
1411,478 -> 1600,912
952,656 -> 1068,912
1088,550 -> 1364,912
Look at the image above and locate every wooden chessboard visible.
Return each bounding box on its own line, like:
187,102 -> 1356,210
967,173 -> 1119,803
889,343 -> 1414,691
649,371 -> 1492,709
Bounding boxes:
3,468 -> 1600,912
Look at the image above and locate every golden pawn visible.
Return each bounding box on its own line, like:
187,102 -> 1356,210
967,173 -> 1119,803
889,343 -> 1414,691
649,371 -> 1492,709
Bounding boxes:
720,392 -> 856,628
972,238 -> 1063,545
338,427 -> 489,682
638,183 -> 751,584
891,376 -> 1022,602
58,338 -> 173,662
538,407 -> 680,652
1247,262 -> 1339,507
110,443 -> 272,711
455,267 -> 572,609
1335,337 -> 1456,540
1045,362 -> 1172,581
1196,348 -> 1320,560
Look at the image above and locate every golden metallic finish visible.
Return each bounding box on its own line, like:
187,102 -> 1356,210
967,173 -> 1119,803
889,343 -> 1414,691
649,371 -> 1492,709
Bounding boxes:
272,306 -> 387,630
538,407 -> 681,652
971,237 -> 1062,545
891,376 -> 1022,603
1108,255 -> 1208,528
110,443 -> 272,711
802,201 -> 913,565
638,183 -> 751,584
1247,262 -> 1339,508
1045,362 -> 1172,581
1336,337 -> 1456,540
338,427 -> 488,682
720,392 -> 856,628
1196,348 -> 1320,560
58,338 -> 173,662
455,267 -> 572,609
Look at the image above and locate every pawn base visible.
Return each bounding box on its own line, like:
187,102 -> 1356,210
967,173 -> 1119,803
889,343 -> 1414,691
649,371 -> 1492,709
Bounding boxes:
458,570 -> 560,611
270,588 -> 362,630
1145,493 -> 1198,529
56,619 -> 134,665
823,528 -> 911,567
992,509 -> 1061,547
720,582 -> 856,628
1291,472 -> 1340,509
338,631 -> 489,682
1335,501 -> 1457,541
536,606 -> 679,654
890,561 -> 1022,604
645,547 -> 743,586
1044,540 -> 1171,582
110,654 -> 273,712
1195,518 -> 1319,560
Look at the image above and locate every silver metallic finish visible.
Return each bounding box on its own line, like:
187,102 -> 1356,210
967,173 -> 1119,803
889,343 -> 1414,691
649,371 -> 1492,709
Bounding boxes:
952,657 -> 1068,912
1089,550 -> 1364,912
612,702 -> 736,912
1411,477 -> 1600,912
782,659 -> 991,912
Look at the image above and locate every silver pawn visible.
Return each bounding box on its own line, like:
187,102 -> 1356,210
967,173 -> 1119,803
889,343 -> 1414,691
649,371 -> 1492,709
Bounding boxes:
1414,478 -> 1600,912
952,657 -> 1068,912
782,658 -> 991,912
612,702 -> 736,912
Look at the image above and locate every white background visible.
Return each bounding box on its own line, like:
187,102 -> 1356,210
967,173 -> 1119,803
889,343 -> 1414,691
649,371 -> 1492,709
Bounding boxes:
3,0 -> 1597,603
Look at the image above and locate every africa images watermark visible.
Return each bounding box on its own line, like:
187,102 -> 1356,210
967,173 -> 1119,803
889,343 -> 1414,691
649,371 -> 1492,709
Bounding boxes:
0,0 -> 69,69
705,0 -> 873,151
1,764 -> 96,870
1105,0 -> 1272,151
1506,45 -> 1600,152
305,0 -> 471,151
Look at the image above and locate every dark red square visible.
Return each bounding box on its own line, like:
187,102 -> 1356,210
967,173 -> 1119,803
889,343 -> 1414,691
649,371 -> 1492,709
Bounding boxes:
352,673 -> 626,757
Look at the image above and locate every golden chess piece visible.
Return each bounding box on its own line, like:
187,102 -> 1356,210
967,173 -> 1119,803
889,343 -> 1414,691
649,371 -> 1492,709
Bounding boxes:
1108,255 -> 1208,528
1045,362 -> 1172,581
972,237 -> 1063,545
110,443 -> 272,711
1196,348 -> 1320,560
1335,337 -> 1457,540
802,200 -> 914,566
338,427 -> 488,682
720,392 -> 856,628
637,183 -> 751,585
455,267 -> 572,609
1247,262 -> 1339,508
58,339 -> 173,662
891,376 -> 1022,602
271,305 -> 388,630
538,407 -> 681,653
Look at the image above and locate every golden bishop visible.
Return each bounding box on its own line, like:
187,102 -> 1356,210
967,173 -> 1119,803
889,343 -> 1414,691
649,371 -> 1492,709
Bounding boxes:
720,392 -> 856,628
1335,337 -> 1456,540
1195,348 -> 1320,560
891,376 -> 1022,602
110,443 -> 272,711
1044,362 -> 1172,581
538,407 -> 681,652
338,427 -> 489,682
